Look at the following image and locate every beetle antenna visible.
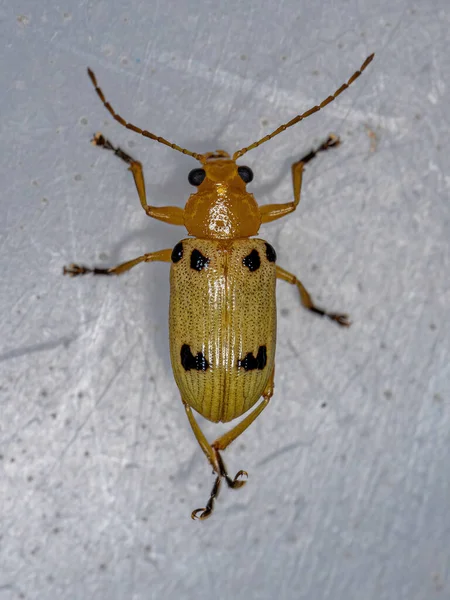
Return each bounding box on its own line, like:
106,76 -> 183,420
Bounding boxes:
232,53 -> 374,161
87,68 -> 204,162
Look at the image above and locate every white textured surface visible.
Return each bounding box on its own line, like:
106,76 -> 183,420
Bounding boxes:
1,1 -> 449,599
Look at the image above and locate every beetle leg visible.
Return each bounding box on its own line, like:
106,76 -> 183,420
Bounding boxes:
91,132 -> 185,225
191,475 -> 222,521
184,387 -> 275,520
191,370 -> 276,519
183,402 -> 224,520
260,134 -> 340,224
183,403 -> 222,474
190,451 -> 249,520
211,366 -> 275,454
276,265 -> 350,327
215,450 -> 248,490
63,248 -> 172,276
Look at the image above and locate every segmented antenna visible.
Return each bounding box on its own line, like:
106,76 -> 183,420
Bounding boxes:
232,53 -> 374,161
87,68 -> 204,162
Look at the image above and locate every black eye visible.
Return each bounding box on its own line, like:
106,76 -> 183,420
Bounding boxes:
188,168 -> 206,186
238,166 -> 253,184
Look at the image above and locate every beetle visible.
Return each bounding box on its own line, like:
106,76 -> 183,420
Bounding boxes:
64,53 -> 374,519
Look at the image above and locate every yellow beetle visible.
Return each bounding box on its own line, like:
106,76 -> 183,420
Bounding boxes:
65,53 -> 374,519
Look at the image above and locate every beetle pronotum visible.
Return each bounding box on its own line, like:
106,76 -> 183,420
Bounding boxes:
65,53 -> 374,519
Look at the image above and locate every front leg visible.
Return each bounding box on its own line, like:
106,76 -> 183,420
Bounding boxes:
91,133 -> 185,225
260,134 -> 340,224
64,248 -> 172,276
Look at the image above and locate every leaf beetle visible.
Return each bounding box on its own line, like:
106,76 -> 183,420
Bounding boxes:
64,53 -> 374,519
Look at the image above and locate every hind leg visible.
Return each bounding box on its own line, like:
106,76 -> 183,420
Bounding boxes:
184,368 -> 275,520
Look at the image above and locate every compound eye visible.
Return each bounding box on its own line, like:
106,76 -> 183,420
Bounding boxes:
238,166 -> 253,184
188,168 -> 206,186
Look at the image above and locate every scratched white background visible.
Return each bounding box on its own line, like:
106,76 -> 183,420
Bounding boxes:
1,1 -> 449,599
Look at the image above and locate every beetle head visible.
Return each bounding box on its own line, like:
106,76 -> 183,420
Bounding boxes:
183,151 -> 260,239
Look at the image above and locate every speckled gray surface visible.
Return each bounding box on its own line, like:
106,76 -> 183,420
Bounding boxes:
1,1 -> 449,599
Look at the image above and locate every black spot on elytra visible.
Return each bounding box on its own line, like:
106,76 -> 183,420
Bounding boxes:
181,344 -> 209,371
190,249 -> 209,271
243,249 -> 260,272
265,242 -> 276,262
171,241 -> 183,263
238,345 -> 267,371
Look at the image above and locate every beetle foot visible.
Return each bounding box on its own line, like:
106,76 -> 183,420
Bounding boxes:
191,506 -> 212,520
328,312 -> 351,327
310,306 -> 351,327
63,263 -> 90,276
91,132 -> 135,164
214,449 -> 248,489
299,134 -> 341,165
91,131 -> 107,147
321,133 -> 341,150
63,263 -> 111,276
191,468 -> 247,520
226,470 -> 248,489
191,475 -> 221,521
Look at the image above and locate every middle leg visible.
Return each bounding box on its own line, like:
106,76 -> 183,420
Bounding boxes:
276,265 -> 350,327
63,248 -> 172,276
